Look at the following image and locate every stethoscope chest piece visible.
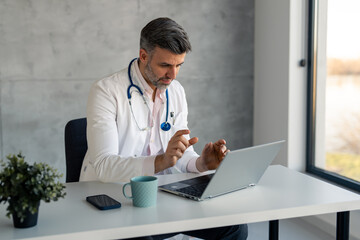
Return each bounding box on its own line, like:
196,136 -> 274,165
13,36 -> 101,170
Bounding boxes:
160,122 -> 171,131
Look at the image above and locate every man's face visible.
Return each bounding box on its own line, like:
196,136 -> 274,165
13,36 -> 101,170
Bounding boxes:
141,47 -> 186,90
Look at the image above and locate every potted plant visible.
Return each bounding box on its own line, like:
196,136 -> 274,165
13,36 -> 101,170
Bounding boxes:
0,152 -> 66,228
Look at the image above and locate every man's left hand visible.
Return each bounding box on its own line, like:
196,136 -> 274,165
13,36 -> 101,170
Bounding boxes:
196,139 -> 230,172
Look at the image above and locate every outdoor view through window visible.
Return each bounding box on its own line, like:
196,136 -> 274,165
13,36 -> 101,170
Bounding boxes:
319,0 -> 360,182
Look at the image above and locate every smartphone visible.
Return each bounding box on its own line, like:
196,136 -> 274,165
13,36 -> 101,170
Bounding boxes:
86,194 -> 122,210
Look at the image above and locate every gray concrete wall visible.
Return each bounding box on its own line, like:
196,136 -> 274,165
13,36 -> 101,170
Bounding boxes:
0,0 -> 254,181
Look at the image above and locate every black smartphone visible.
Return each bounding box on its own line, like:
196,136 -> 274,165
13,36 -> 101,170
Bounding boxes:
86,194 -> 122,210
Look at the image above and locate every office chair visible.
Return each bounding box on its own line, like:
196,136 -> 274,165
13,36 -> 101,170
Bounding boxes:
64,118 -> 87,183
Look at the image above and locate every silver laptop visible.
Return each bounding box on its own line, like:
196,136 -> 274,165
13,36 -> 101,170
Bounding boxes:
158,140 -> 284,201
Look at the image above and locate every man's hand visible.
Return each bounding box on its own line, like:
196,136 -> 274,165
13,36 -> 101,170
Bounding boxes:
196,139 -> 230,172
155,130 -> 198,173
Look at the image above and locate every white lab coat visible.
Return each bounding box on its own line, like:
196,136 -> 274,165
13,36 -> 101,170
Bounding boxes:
79,60 -> 199,182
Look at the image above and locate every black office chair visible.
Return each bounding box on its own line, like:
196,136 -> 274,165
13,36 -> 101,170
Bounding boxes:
64,118 -> 87,183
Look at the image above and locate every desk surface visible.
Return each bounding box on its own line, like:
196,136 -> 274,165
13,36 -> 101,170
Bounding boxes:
1,165 -> 360,240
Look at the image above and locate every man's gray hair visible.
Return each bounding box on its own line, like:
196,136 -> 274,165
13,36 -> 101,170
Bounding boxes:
140,17 -> 192,54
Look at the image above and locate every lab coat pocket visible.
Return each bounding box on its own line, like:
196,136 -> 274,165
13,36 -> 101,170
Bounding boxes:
171,111 -> 186,127
171,112 -> 190,139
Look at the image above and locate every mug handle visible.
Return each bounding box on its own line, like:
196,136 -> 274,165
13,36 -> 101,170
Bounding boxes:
122,183 -> 133,199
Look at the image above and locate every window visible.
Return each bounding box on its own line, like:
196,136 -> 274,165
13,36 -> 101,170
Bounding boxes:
307,0 -> 360,191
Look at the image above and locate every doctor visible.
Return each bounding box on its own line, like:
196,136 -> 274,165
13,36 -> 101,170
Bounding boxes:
80,17 -> 247,240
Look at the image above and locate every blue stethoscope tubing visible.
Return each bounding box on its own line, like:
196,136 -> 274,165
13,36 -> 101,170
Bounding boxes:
127,58 -> 171,131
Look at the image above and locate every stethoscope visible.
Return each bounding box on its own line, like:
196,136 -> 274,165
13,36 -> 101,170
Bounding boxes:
127,58 -> 171,131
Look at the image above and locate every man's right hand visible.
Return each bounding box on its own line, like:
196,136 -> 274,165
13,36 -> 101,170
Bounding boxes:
155,129 -> 198,173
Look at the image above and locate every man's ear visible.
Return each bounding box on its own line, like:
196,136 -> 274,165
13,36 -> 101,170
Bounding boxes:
139,49 -> 148,64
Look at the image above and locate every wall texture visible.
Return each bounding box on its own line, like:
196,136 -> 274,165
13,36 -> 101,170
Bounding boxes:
0,0 -> 254,181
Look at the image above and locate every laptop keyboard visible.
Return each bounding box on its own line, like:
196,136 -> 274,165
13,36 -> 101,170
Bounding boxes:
159,173 -> 215,199
176,182 -> 209,197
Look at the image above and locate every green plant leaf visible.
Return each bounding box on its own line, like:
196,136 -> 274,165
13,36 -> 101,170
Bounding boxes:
0,152 -> 66,221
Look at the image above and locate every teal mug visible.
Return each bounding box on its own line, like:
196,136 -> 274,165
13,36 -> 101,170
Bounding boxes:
122,176 -> 158,207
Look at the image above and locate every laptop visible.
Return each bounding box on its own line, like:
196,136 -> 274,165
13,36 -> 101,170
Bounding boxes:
158,140 -> 284,201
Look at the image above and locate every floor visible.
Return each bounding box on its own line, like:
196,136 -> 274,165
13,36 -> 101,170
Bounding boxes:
169,218 -> 336,240
247,219 -> 334,240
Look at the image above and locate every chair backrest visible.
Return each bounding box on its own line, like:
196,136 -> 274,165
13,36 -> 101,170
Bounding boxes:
64,118 -> 87,183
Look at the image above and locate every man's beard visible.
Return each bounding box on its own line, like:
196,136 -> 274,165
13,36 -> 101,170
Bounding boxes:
144,63 -> 171,90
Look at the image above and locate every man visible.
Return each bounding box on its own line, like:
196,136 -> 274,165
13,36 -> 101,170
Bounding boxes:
80,17 -> 248,240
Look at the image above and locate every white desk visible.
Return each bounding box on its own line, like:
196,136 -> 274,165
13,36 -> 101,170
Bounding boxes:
1,165 -> 360,240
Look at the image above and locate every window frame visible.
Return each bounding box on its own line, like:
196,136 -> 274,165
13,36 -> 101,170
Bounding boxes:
306,0 -> 360,192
